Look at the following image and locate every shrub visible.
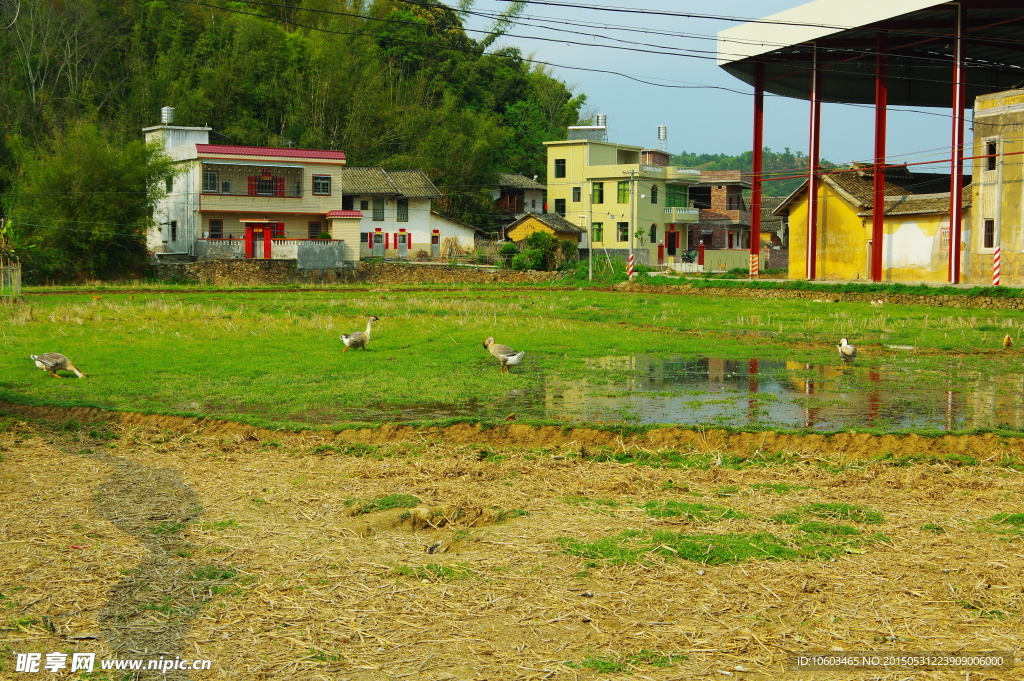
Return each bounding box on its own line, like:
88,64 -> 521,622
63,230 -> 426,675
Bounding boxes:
317,232 -> 332,240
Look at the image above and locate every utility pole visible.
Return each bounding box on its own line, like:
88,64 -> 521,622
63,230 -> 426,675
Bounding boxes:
580,210 -> 591,281
627,169 -> 636,267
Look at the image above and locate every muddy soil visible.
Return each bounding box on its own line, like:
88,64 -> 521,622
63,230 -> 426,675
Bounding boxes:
1,407 -> 1023,680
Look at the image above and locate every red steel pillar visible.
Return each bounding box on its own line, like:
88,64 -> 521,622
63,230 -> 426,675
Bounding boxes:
871,35 -> 888,282
807,46 -> 821,280
750,64 -> 764,279
948,4 -> 966,284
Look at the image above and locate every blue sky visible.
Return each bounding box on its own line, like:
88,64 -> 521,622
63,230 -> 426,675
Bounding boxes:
462,1 -> 961,170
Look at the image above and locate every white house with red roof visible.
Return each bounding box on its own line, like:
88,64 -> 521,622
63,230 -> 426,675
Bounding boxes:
144,112 -> 479,267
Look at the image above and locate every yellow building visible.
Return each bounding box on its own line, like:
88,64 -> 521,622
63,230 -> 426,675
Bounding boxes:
543,133 -> 700,265
964,89 -> 1024,285
505,212 -> 584,244
779,166 -> 968,282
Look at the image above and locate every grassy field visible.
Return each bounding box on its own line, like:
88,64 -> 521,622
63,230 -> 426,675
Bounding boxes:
4,285 -> 1024,679
3,286 -> 1024,431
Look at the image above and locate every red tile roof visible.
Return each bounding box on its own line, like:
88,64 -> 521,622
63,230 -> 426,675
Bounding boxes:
326,210 -> 363,219
196,144 -> 346,161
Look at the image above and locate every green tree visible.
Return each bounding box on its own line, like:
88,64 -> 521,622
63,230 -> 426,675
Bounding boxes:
4,120 -> 177,282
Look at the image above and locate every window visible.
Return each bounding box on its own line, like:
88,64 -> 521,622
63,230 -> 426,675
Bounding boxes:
360,200 -> 369,211
397,199 -> 409,222
591,223 -> 603,243
666,187 -> 687,208
398,233 -> 407,244
651,185 -> 658,204
257,175 -> 275,196
360,232 -> 369,243
308,222 -> 323,239
592,182 -> 604,204
649,224 -> 658,243
373,198 -> 384,221
209,219 -> 223,239
221,180 -> 232,194
203,169 -> 219,193
617,222 -> 629,242
373,232 -> 383,244
313,175 -> 331,195
554,198 -> 566,216
939,226 -> 950,252
572,186 -> 581,202
617,181 -> 629,203
170,221 -> 177,241
554,159 -> 566,178
986,141 -> 998,171
166,177 -> 174,193
984,219 -> 995,249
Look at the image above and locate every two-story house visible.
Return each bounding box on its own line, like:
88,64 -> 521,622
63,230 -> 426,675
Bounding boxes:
543,129 -> 700,265
145,110 -> 478,266
145,118 -> 351,266
343,167 -> 479,259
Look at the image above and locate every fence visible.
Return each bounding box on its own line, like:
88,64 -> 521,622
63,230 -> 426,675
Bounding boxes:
1,261 -> 22,300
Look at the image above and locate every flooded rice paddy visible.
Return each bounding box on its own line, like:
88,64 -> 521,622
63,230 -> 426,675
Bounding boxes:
378,355 -> 1024,431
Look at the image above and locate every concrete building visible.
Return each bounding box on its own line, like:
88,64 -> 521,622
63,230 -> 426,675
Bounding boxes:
544,127 -> 700,265
778,165 -> 968,282
963,88 -> 1024,285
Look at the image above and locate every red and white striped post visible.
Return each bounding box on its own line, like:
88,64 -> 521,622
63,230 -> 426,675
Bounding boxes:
749,253 -> 759,278
993,246 -> 1001,285
627,253 -> 635,279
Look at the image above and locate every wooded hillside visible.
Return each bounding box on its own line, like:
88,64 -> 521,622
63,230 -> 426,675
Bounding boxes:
0,0 -> 585,280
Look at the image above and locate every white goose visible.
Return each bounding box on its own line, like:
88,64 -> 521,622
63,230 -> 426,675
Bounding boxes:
837,338 -> 857,362
340,315 -> 379,353
483,337 -> 525,373
31,353 -> 87,378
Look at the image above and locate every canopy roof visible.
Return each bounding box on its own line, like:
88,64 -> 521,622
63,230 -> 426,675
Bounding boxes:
718,0 -> 1024,107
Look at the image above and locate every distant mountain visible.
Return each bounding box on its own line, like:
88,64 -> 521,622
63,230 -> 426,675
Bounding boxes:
671,148 -> 839,197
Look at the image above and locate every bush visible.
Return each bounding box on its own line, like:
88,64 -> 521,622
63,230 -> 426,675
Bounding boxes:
511,249 -> 545,271
499,242 -> 518,268
317,232 -> 332,240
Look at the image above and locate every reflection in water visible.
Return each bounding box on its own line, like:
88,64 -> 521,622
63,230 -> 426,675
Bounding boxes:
366,355 -> 1024,431
542,356 -> 1023,431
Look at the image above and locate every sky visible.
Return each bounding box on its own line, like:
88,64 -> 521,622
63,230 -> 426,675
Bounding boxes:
461,0 -> 961,171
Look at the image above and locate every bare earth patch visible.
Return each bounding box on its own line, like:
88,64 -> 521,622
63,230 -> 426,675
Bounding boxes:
2,409 -> 1023,679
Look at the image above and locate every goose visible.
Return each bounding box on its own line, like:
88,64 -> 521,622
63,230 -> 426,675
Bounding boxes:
483,337 -> 525,373
31,353 -> 87,378
837,338 -> 857,362
340,315 -> 379,352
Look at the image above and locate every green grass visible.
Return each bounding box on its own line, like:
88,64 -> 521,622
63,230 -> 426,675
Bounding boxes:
5,287 -> 1024,431
346,494 -> 421,515
556,526 -> 886,566
774,503 -> 885,525
642,501 -> 746,522
752,482 -> 809,495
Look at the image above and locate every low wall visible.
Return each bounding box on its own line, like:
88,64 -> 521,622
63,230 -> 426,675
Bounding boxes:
153,259 -> 556,285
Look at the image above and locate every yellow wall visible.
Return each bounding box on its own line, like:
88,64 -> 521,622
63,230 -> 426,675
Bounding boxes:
963,89 -> 1024,285
788,184 -> 950,282
507,219 -> 579,244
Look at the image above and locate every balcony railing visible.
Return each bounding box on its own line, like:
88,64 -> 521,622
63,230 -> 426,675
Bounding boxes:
664,207 -> 700,220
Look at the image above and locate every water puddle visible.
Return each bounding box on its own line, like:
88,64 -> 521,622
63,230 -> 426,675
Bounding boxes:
542,356 -> 1024,430
369,356 -> 1024,431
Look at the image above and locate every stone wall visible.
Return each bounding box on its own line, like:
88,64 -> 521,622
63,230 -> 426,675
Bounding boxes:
153,259 -> 557,285
348,262 -> 557,285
